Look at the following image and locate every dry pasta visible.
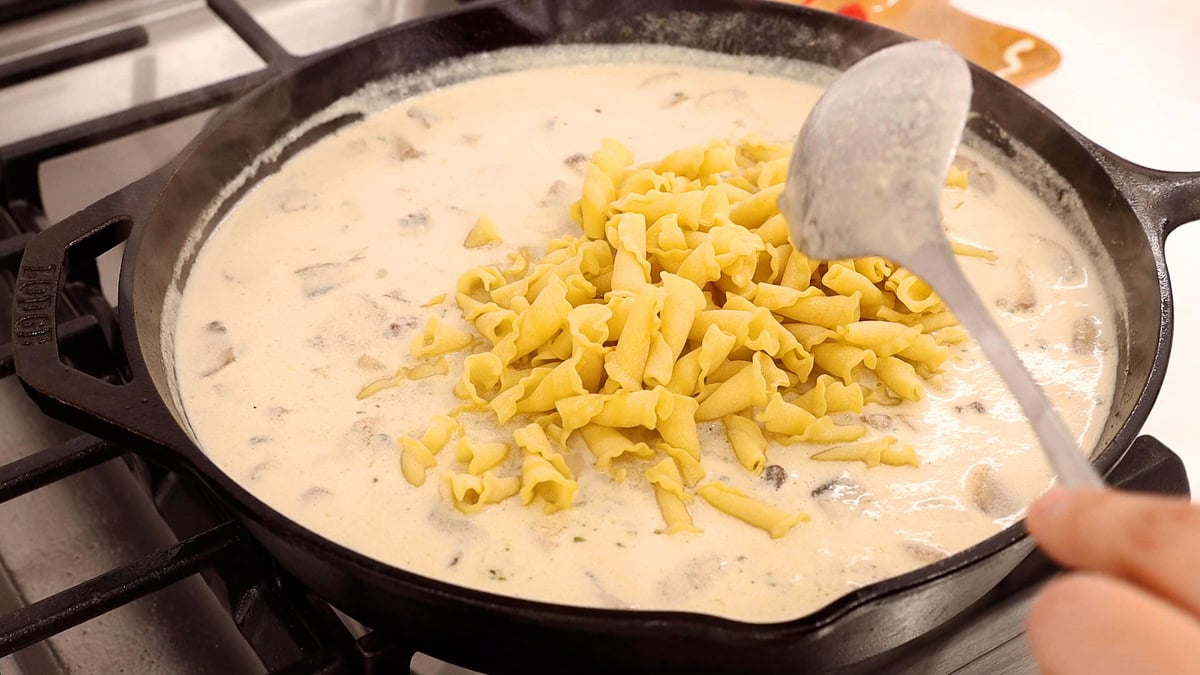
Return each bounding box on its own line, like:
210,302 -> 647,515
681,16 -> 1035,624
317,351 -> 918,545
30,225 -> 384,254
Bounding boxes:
464,215 -> 503,248
647,458 -> 702,534
446,471 -> 521,514
455,437 -> 510,475
396,415 -> 459,487
578,424 -> 655,481
378,136 -> 963,536
412,317 -> 474,358
724,413 -> 768,475
697,482 -> 808,539
515,423 -> 577,513
811,435 -> 920,468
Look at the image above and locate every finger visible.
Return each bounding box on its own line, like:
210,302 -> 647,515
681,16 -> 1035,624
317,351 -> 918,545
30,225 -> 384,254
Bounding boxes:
1027,488 -> 1200,616
1028,572 -> 1200,675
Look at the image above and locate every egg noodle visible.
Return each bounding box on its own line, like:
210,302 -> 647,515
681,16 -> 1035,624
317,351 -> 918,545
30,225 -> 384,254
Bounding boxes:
363,136 -> 971,538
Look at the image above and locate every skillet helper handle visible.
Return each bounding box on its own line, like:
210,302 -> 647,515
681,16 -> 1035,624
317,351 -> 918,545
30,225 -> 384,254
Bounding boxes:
12,175 -> 162,436
1102,155 -> 1200,238
1107,435 -> 1191,496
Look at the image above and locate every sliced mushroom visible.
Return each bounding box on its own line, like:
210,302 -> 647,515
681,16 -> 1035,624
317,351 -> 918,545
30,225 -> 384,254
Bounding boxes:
295,260 -> 350,298
665,91 -> 689,108
965,464 -> 1022,518
901,540 -> 949,565
279,190 -> 314,213
406,106 -> 434,129
357,354 -> 387,370
538,180 -> 572,208
563,153 -> 588,173
998,260 -> 1037,314
394,135 -> 422,161
657,556 -> 721,601
301,486 -> 333,501
398,209 -> 430,229
762,464 -> 787,489
1030,235 -> 1084,286
199,346 -> 236,378
863,414 -> 895,431
1072,315 -> 1102,355
812,475 -> 872,517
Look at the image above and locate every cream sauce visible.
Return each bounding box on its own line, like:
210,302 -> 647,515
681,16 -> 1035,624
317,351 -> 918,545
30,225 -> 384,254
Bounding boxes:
172,50 -> 1117,623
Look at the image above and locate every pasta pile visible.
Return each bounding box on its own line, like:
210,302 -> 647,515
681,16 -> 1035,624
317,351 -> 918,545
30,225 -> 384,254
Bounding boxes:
388,136 -> 969,539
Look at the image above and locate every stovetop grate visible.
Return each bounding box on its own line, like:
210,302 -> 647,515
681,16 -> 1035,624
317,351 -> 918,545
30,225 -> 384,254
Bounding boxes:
0,0 -> 88,28
0,431 -> 423,673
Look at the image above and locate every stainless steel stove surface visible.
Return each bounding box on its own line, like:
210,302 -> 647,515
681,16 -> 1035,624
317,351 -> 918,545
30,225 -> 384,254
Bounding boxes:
0,1 -> 1193,673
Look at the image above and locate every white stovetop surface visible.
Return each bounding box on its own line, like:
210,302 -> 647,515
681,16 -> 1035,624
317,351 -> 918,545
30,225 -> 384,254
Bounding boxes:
959,0 -> 1200,493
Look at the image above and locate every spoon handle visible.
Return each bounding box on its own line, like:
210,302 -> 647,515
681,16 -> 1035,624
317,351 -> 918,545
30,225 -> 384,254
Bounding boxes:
911,244 -> 1105,489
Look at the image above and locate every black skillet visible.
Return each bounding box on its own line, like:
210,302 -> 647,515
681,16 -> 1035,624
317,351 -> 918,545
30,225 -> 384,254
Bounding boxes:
10,0 -> 1200,672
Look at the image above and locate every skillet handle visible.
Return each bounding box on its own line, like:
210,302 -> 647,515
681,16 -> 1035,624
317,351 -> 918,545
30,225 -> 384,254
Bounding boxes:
1106,434 -> 1191,496
12,172 -> 187,453
1101,155 -> 1200,239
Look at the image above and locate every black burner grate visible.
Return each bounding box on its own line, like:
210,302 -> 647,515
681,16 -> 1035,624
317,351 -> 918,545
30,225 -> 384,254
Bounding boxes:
0,0 -> 87,27
0,430 -> 423,673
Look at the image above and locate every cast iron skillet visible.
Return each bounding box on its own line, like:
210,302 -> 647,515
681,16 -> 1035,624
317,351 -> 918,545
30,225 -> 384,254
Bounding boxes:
10,0 -> 1200,672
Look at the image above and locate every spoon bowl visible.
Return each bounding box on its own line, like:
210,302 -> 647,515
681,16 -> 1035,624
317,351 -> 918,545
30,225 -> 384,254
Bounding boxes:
780,41 -> 1104,489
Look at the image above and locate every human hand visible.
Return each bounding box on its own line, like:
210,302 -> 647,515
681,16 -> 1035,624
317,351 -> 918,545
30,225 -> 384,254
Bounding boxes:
1026,489 -> 1200,674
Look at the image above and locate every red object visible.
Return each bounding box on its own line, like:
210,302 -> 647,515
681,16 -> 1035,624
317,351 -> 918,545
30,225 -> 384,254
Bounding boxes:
837,3 -> 869,20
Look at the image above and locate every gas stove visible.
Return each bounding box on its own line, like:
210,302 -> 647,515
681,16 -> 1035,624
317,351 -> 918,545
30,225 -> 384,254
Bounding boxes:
0,1 -> 1194,673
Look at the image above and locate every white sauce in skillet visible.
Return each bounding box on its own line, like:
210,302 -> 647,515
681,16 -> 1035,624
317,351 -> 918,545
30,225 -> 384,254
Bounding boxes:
172,48 -> 1118,623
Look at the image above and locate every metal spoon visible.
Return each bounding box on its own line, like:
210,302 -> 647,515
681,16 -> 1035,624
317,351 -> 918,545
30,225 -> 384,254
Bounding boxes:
779,41 -> 1103,489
